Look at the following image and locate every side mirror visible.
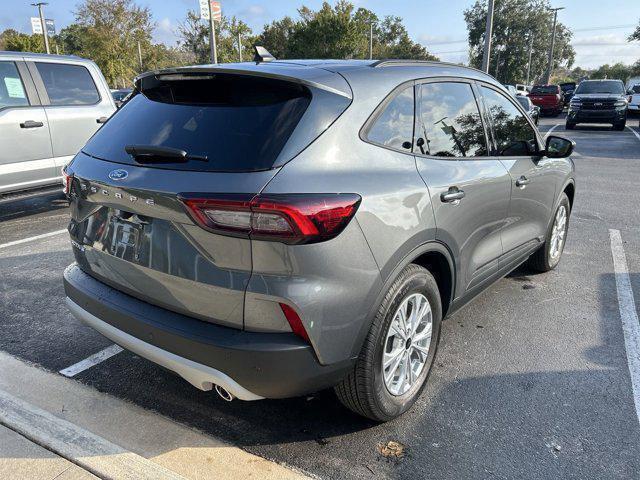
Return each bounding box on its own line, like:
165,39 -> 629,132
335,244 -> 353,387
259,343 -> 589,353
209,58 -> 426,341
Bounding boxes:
544,135 -> 575,158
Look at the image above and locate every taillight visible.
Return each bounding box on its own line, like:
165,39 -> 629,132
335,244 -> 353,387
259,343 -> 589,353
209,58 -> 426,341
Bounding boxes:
279,303 -> 310,342
179,193 -> 361,244
62,168 -> 73,196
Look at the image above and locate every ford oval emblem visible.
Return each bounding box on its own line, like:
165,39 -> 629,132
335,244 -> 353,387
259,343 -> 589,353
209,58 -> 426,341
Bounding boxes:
108,169 -> 129,181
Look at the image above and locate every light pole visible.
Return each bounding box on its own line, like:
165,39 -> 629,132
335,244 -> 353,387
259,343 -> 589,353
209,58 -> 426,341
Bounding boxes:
369,21 -> 374,60
526,36 -> 533,85
238,32 -> 242,62
31,2 -> 50,54
544,7 -> 564,84
481,0 -> 495,73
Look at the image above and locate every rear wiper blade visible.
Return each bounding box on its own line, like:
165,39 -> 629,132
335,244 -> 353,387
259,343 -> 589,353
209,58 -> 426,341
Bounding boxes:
124,145 -> 207,164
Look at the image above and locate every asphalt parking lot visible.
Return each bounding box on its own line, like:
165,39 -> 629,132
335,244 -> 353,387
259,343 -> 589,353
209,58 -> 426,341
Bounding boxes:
1,114 -> 640,479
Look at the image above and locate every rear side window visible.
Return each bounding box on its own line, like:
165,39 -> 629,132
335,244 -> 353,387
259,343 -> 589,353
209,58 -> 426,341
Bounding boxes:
0,61 -> 29,109
35,62 -> 100,105
482,87 -> 537,157
366,86 -> 414,151
417,82 -> 487,157
82,73 -> 312,172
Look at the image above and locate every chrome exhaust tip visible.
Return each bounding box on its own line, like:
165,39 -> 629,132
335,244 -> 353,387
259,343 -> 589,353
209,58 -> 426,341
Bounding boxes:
214,384 -> 235,401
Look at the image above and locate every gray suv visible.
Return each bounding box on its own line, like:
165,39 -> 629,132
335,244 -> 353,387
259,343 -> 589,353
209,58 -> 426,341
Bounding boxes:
63,58 -> 575,421
0,52 -> 115,197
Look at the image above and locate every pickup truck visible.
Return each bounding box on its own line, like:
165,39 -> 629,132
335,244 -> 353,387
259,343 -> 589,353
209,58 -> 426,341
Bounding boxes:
529,84 -> 564,116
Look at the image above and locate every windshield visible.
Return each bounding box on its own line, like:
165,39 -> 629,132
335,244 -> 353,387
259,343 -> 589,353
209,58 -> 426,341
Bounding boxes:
631,85 -> 640,94
531,85 -> 558,95
83,74 -> 312,172
575,81 -> 624,95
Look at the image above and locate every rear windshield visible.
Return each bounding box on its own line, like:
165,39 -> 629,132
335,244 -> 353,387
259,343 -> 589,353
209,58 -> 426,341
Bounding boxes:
575,80 -> 624,95
531,85 -> 558,94
631,85 -> 640,94
83,73 -> 312,172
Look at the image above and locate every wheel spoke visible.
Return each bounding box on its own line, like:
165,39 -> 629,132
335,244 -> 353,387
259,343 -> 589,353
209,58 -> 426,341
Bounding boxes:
407,352 -> 415,386
412,343 -> 430,357
414,323 -> 432,342
390,321 -> 406,340
384,351 -> 404,384
383,345 -> 404,369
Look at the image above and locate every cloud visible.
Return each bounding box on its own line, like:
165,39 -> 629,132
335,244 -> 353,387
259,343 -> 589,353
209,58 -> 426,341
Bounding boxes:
153,17 -> 179,46
572,33 -> 640,68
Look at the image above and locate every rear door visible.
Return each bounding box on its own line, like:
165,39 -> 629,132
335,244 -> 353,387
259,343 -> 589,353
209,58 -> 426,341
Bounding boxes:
0,59 -> 55,193
414,79 -> 511,297
479,84 -> 557,265
28,60 -> 115,175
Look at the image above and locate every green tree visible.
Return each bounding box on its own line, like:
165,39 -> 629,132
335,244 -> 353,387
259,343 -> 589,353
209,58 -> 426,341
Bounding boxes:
629,19 -> 640,42
257,17 -> 297,59
1,30 -> 47,53
590,63 -> 634,83
464,0 -> 575,84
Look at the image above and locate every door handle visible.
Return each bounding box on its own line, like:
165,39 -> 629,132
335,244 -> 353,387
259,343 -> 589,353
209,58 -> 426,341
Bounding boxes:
516,176 -> 530,187
441,187 -> 465,204
96,116 -> 109,124
20,120 -> 44,129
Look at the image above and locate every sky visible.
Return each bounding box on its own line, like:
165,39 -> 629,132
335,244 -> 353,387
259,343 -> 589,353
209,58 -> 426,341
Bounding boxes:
1,0 -> 639,69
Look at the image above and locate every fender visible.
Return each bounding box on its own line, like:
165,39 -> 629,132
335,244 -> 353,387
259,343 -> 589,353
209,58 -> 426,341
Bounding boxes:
348,240 -> 456,359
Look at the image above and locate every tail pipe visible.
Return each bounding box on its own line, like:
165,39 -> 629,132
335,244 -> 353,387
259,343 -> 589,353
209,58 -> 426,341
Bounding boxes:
214,384 -> 235,402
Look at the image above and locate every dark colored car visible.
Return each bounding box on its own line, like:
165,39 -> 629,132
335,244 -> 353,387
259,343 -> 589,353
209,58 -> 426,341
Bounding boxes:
516,95 -> 540,125
529,84 -> 564,116
566,79 -> 628,130
111,88 -> 132,108
62,58 -> 576,421
560,82 -> 576,106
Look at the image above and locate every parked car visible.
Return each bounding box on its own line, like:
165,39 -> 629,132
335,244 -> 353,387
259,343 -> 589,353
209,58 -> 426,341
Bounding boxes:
559,82 -> 576,106
529,84 -> 564,116
111,88 -> 132,108
516,95 -> 540,125
627,83 -> 640,115
62,56 -> 576,421
515,84 -> 531,96
566,79 -> 628,130
504,84 -> 518,97
0,52 -> 115,198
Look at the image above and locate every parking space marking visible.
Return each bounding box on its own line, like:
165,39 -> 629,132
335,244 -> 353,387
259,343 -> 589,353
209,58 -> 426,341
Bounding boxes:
627,125 -> 640,143
544,124 -> 559,138
59,345 -> 123,378
0,388 -> 185,480
0,229 -> 67,250
609,229 -> 640,425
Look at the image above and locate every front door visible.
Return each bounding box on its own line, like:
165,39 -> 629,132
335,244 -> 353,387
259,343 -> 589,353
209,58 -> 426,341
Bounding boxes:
0,60 -> 54,193
413,80 -> 512,298
479,85 -> 557,264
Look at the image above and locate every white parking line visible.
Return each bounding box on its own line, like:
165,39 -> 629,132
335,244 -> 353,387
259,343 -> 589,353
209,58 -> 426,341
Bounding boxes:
0,229 -> 67,250
609,229 -> 640,426
627,125 -> 640,143
544,124 -> 559,138
59,345 -> 123,377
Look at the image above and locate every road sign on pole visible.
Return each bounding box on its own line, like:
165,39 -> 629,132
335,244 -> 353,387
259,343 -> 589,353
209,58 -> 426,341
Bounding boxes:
44,18 -> 55,36
199,0 -> 209,20
210,1 -> 222,21
30,17 -> 43,34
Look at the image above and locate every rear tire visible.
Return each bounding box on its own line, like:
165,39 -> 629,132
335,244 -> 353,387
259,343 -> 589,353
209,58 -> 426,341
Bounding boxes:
335,264 -> 442,422
527,193 -> 571,272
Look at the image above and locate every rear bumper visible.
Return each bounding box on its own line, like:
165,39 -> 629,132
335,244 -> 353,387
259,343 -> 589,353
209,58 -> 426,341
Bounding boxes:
63,264 -> 352,399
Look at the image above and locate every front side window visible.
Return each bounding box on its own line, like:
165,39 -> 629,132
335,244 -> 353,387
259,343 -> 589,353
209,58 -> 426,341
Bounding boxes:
0,61 -> 29,109
417,82 -> 487,157
367,86 -> 414,151
482,87 -> 537,157
35,62 -> 100,105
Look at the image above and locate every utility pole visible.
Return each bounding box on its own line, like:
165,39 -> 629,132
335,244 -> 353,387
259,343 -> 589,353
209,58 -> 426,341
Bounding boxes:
31,2 -> 50,54
369,21 -> 373,60
494,48 -> 502,81
237,32 -> 242,62
526,36 -> 533,85
481,0 -> 494,73
137,41 -> 143,70
544,7 -> 564,84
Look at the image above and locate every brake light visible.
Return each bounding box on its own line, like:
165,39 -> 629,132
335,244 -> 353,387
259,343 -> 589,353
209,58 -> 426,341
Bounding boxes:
279,303 -> 310,342
62,168 -> 73,196
179,193 -> 361,244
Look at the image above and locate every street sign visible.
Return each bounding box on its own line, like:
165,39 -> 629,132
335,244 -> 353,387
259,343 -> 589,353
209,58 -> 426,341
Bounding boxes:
30,17 -> 42,34
30,17 -> 55,35
199,0 -> 209,20
210,1 -> 222,21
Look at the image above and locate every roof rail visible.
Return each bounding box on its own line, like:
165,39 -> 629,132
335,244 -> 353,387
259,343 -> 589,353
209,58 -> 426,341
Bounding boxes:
371,59 -> 490,76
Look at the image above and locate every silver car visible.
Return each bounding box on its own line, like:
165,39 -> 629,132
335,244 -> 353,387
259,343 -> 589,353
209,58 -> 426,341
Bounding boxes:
62,58 -> 575,421
0,52 -> 115,197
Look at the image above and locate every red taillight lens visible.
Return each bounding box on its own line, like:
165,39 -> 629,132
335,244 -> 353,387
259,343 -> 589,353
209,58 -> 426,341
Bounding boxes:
279,303 -> 310,343
179,193 -> 361,244
62,168 -> 73,196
